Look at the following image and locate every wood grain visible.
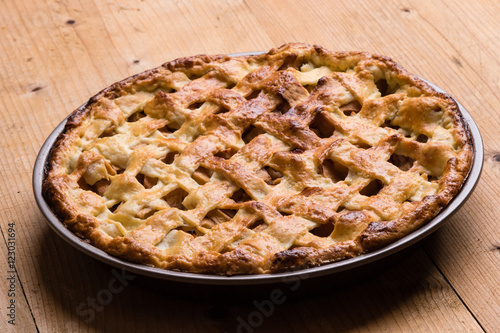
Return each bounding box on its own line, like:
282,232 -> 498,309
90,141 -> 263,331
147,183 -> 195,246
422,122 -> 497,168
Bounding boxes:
1,0 -> 498,331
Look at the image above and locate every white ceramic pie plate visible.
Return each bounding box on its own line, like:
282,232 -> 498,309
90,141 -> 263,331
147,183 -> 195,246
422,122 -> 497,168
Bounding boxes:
33,60 -> 483,285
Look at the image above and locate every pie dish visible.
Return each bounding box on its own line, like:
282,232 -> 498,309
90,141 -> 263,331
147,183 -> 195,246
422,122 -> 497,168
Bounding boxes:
42,43 -> 473,275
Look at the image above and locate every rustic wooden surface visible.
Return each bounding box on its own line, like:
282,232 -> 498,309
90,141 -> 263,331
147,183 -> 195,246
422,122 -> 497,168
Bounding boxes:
1,0 -> 499,332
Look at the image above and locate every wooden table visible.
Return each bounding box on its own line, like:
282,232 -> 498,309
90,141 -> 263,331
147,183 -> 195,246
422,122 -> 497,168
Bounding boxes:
1,0 -> 499,331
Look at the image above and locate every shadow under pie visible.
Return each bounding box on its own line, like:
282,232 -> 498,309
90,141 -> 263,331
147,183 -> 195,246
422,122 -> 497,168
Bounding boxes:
131,239 -> 426,303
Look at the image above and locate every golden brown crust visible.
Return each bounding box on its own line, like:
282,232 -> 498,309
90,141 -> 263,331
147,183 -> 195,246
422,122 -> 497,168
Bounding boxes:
43,43 -> 473,275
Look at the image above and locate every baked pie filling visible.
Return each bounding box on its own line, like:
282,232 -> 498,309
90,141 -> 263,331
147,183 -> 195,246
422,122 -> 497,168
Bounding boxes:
43,43 -> 472,274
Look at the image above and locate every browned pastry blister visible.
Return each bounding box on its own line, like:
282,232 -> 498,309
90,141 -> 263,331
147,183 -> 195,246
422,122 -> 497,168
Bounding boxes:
43,43 -> 473,275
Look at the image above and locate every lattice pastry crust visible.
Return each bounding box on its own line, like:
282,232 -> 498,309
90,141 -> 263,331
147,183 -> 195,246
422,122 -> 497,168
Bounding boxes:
43,43 -> 472,274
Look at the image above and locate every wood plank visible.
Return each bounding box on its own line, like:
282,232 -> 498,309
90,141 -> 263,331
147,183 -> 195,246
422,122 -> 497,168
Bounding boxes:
0,0 -> 498,331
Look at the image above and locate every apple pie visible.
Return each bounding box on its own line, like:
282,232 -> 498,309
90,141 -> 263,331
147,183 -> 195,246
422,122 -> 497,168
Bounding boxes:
43,43 -> 473,275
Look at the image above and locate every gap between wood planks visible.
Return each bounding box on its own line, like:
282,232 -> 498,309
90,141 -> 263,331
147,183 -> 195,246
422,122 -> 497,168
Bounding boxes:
423,247 -> 486,332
